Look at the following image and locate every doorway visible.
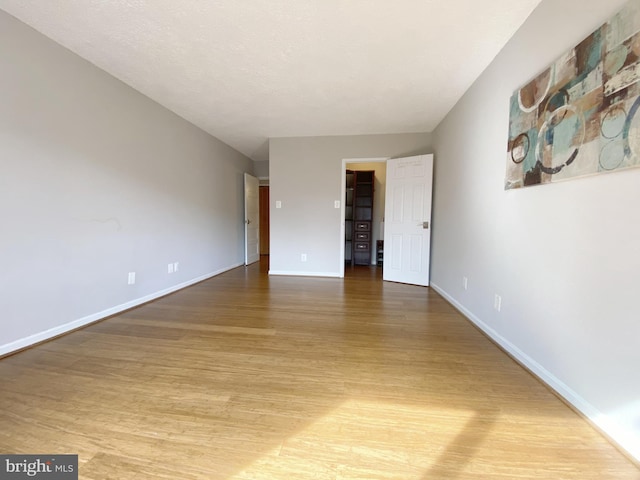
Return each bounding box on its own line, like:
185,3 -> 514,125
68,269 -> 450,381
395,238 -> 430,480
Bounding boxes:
340,157 -> 389,278
259,185 -> 269,256
340,155 -> 434,285
244,173 -> 260,265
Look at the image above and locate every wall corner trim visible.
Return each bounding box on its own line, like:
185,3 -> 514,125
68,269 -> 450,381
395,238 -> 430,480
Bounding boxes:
0,262 -> 244,357
430,282 -> 640,464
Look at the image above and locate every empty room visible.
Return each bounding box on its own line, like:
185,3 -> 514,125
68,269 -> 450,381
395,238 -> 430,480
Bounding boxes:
1,0 -> 639,479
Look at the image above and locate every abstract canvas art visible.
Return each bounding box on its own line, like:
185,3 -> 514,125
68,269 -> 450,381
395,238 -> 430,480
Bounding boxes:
506,0 -> 640,189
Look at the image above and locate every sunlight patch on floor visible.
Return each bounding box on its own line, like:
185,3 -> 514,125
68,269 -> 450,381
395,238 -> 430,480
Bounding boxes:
229,399 -> 476,480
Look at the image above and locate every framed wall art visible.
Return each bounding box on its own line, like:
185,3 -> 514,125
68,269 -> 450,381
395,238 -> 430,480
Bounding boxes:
506,0 -> 640,189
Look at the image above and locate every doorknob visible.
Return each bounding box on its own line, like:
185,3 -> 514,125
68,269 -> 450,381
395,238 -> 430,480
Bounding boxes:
420,221 -> 429,229
246,219 -> 251,225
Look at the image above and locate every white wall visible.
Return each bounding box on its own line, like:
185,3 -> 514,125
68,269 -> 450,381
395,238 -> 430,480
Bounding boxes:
0,11 -> 254,354
269,133 -> 433,276
431,0 -> 640,461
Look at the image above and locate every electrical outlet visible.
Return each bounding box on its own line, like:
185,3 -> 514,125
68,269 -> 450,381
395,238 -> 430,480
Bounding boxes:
128,272 -> 136,285
494,294 -> 502,312
174,262 -> 179,272
301,253 -> 307,262
463,276 -> 468,290
168,263 -> 174,274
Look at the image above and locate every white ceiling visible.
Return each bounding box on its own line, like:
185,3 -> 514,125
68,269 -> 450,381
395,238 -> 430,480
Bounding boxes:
0,0 -> 541,161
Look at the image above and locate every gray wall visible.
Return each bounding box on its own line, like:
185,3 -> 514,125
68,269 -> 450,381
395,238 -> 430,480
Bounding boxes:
252,160 -> 270,179
269,133 -> 433,276
0,11 -> 254,354
431,0 -> 640,460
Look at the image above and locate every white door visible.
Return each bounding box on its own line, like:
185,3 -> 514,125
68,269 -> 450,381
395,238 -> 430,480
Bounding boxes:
244,173 -> 260,265
383,154 -> 434,286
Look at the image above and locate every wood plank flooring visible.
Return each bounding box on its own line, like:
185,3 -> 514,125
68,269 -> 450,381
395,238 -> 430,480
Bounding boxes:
1,259 -> 638,479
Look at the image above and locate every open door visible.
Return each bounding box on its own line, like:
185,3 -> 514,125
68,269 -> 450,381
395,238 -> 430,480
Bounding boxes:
244,173 -> 260,265
383,154 -> 434,286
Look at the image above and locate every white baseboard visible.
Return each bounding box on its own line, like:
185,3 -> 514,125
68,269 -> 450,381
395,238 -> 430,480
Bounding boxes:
430,282 -> 640,463
268,270 -> 341,278
0,263 -> 243,357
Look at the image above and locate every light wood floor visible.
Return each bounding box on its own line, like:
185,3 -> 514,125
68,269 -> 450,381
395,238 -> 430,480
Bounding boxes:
1,259 -> 638,479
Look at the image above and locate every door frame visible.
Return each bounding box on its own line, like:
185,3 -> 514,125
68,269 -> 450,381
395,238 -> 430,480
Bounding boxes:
339,157 -> 389,277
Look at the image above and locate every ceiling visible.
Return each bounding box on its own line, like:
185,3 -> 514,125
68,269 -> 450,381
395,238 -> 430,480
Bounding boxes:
0,0 -> 542,162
